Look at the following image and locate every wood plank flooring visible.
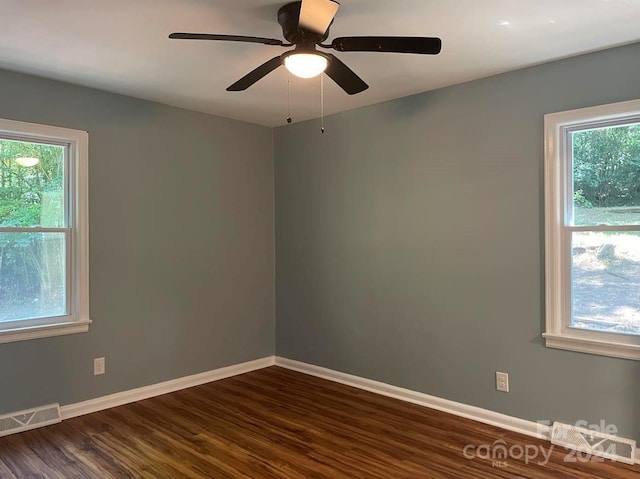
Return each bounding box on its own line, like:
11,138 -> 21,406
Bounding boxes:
0,366 -> 637,478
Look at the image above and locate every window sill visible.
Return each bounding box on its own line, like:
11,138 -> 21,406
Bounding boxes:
543,333 -> 640,361
0,319 -> 92,345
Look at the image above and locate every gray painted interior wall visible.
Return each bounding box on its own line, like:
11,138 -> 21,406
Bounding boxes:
274,42 -> 640,441
0,69 -> 275,413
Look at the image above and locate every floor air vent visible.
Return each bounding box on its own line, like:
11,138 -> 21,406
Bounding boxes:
0,404 -> 61,438
550,422 -> 636,465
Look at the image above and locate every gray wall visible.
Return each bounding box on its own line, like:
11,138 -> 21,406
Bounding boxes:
0,69 -> 275,413
274,42 -> 640,441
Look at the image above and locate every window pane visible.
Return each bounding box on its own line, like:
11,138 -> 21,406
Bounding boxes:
572,231 -> 640,335
572,123 -> 640,226
0,139 -> 65,227
0,232 -> 67,322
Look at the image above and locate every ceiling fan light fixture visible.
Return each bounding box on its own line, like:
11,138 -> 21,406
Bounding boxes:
283,52 -> 329,79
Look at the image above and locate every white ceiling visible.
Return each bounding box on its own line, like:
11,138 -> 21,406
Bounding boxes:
2,0 -> 640,127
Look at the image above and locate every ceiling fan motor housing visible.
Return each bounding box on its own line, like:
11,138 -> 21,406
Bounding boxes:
278,2 -> 330,46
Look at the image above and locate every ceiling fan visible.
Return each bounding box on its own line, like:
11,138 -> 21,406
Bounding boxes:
169,0 -> 442,95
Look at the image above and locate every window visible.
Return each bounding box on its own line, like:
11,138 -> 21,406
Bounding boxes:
0,118 -> 89,343
544,99 -> 640,360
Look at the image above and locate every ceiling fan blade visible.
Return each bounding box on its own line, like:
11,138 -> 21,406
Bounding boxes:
226,56 -> 283,91
299,0 -> 340,34
324,54 -> 368,95
169,33 -> 283,46
331,36 -> 442,55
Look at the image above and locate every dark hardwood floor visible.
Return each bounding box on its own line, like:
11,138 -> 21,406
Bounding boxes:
0,366 -> 637,478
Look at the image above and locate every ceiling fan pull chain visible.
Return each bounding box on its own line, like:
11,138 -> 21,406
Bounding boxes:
321,73 -> 325,134
287,72 -> 293,124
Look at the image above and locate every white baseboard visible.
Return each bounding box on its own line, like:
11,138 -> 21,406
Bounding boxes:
61,356 -> 275,420
275,357 -> 551,440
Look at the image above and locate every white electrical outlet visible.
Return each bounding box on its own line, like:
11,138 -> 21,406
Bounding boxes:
496,372 -> 509,392
94,357 -> 105,376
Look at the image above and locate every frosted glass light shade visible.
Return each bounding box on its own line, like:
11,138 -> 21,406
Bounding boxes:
284,53 -> 328,79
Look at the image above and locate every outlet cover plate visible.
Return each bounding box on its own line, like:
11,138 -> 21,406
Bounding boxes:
94,357 -> 105,376
496,371 -> 509,392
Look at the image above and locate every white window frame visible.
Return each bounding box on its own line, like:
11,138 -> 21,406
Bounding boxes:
544,99 -> 640,361
0,118 -> 90,344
